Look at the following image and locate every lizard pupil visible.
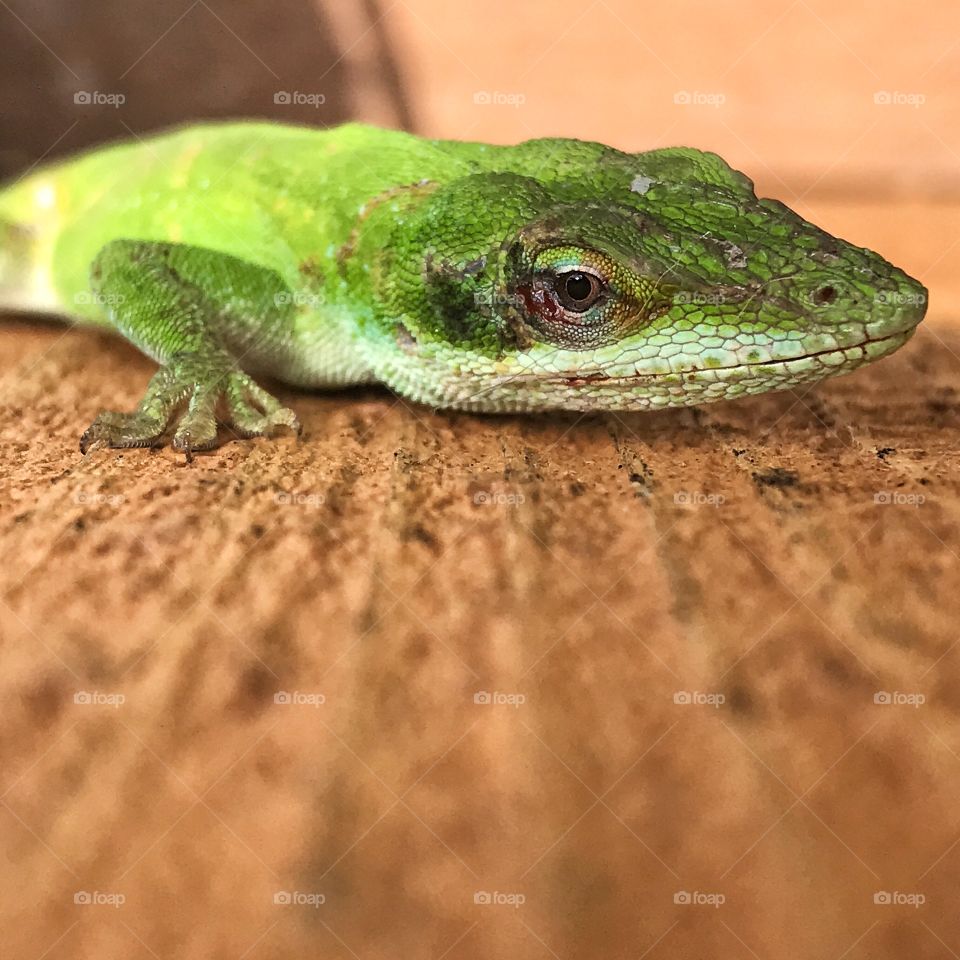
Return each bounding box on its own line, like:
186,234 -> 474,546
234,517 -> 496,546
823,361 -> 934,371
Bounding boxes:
551,270 -> 605,314
565,272 -> 594,302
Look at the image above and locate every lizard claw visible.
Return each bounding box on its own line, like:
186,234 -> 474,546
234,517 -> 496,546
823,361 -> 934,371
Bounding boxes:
81,355 -> 300,456
80,410 -> 166,453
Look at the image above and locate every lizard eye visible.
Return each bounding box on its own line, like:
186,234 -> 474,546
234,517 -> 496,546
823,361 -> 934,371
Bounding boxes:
555,270 -> 605,313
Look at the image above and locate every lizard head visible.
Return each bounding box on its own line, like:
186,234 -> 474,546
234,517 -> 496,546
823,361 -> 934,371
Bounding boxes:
372,147 -> 927,412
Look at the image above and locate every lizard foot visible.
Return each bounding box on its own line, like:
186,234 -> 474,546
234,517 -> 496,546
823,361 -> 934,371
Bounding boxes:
80,355 -> 301,458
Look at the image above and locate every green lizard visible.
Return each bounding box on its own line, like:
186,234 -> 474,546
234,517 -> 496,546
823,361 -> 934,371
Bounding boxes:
0,121 -> 927,455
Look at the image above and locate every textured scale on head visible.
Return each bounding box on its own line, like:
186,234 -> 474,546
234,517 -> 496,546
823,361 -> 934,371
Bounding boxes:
367,137 -> 927,412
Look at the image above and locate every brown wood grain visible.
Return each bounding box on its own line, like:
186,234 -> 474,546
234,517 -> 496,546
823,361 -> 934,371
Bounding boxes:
1,309 -> 958,959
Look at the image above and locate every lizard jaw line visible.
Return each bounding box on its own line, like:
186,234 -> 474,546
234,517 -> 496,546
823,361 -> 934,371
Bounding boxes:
543,329 -> 914,387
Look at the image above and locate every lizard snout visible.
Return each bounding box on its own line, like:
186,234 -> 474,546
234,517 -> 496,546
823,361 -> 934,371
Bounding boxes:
798,263 -> 927,341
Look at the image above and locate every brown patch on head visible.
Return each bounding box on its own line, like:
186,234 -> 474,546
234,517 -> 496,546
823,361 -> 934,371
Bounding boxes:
298,255 -> 325,288
336,179 -> 438,278
395,322 -> 418,354
498,299 -> 537,351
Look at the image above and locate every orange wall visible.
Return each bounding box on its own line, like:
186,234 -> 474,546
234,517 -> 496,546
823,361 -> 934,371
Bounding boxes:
380,0 -> 958,185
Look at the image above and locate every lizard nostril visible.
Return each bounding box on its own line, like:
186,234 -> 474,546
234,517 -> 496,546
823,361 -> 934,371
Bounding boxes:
813,285 -> 838,306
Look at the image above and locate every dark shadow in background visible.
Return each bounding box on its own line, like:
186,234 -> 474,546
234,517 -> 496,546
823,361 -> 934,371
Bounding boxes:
0,0 -> 413,179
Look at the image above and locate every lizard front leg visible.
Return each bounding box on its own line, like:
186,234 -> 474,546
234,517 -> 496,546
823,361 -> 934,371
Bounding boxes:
79,239 -> 301,457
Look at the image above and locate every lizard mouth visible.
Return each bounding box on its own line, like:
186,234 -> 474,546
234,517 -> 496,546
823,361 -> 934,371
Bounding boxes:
433,327 -> 918,413
546,329 -> 914,387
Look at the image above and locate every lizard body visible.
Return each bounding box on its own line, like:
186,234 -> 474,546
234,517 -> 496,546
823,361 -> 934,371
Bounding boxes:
0,121 -> 927,453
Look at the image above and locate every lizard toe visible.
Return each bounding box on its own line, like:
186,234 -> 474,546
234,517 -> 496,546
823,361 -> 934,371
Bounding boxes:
80,410 -> 167,453
225,374 -> 301,440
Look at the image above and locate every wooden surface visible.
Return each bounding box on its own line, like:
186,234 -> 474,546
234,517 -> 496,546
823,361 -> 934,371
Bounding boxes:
2,309 -> 959,959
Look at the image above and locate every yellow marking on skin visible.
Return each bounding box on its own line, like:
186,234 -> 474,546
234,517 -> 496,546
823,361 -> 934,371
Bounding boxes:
301,207 -> 315,222
272,196 -> 289,213
12,180 -> 65,312
168,222 -> 182,242
34,182 -> 56,211
169,141 -> 203,189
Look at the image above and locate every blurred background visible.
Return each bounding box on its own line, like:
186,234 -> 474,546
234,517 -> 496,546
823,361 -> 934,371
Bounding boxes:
1,0 -> 958,316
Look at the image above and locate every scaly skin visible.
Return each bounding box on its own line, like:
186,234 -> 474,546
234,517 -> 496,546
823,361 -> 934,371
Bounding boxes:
0,121 -> 928,454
